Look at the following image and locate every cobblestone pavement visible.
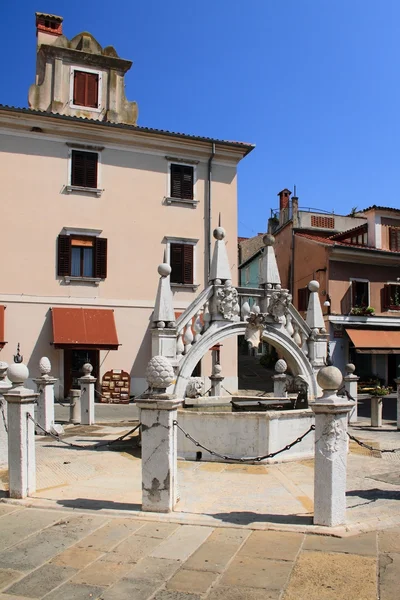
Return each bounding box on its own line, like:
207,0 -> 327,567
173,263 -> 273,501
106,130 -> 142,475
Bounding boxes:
0,503 -> 399,599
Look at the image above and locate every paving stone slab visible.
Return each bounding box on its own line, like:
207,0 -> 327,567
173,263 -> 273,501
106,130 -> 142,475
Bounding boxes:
166,568 -> 218,593
303,531 -> 377,556
134,522 -> 180,539
0,594 -> 33,600
5,564 -> 77,598
99,577 -> 161,600
150,526 -> 213,561
220,556 -> 293,590
43,582 -> 105,600
0,569 -> 23,591
152,592 -> 202,600
379,552 -> 400,600
206,527 -> 250,545
124,558 -> 181,582
103,534 -> 163,564
72,560 -> 133,587
239,530 -> 304,561
207,585 -> 280,600
0,506 -> 21,518
283,551 -> 377,600
0,508 -> 66,551
183,540 -> 244,573
50,546 -> 103,569
379,527 -> 400,553
76,518 -> 145,552
0,515 -> 107,571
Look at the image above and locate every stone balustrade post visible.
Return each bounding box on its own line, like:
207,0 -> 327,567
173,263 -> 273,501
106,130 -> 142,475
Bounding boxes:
137,356 -> 183,512
0,362 -> 12,468
210,364 -> 224,397
3,361 -> 39,499
78,363 -> 96,425
312,366 -> 354,527
69,389 -> 81,425
33,357 -> 57,434
272,359 -> 288,398
343,363 -> 359,424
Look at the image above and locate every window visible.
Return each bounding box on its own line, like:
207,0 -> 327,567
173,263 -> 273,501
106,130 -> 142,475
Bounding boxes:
389,228 -> 400,251
57,235 -> 107,280
298,287 -> 310,312
383,284 -> 400,310
170,243 -> 193,284
71,150 -> 98,189
170,164 -> 194,200
351,280 -> 369,307
72,70 -> 99,108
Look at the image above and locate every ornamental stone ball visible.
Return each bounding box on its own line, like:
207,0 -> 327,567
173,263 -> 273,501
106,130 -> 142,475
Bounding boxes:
275,359 -> 287,374
345,363 -> 356,375
158,263 -> 172,277
8,362 -> 29,385
317,365 -> 343,391
213,226 -> 226,240
82,363 -> 93,376
146,355 -> 175,391
263,233 -> 275,246
212,363 -> 222,375
39,356 -> 51,376
308,280 -> 320,293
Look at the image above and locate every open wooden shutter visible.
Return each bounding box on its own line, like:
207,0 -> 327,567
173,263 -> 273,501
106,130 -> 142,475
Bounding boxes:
170,244 -> 183,283
297,287 -> 309,312
57,235 -> 71,276
94,237 -> 107,279
182,166 -> 194,200
389,228 -> 400,251
382,284 -> 390,310
86,73 -> 99,108
183,244 -> 193,284
73,71 -> 86,106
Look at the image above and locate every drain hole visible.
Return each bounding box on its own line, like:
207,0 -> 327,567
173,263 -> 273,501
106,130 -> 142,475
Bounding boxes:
196,451 -> 202,461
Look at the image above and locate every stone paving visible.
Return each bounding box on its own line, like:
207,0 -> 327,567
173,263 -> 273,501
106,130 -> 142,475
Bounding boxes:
0,503 -> 399,599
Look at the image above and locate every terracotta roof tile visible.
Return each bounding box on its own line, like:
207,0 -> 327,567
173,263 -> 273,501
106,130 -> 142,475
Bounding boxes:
296,232 -> 400,254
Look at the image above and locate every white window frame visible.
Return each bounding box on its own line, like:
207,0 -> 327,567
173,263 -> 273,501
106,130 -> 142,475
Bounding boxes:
350,278 -> 370,307
164,236 -> 199,290
69,65 -> 103,112
165,161 -> 198,207
66,147 -> 103,196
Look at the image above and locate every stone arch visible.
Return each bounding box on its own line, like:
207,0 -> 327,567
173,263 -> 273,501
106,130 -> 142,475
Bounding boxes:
173,321 -> 317,399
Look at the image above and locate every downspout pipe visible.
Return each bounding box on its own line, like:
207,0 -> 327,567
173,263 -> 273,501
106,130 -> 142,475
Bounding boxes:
206,142 -> 216,282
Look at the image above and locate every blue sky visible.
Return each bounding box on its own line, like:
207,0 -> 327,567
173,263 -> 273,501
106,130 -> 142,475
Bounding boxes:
1,1 -> 399,237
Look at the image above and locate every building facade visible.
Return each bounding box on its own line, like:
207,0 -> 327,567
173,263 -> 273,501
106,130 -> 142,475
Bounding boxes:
0,13 -> 253,398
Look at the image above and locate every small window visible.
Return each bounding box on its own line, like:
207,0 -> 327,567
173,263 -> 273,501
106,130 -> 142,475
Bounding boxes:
57,235 -> 107,279
383,284 -> 400,310
298,287 -> 310,312
352,280 -> 369,307
73,70 -> 99,108
170,164 -> 194,200
389,228 -> 400,252
170,243 -> 193,284
71,150 -> 98,189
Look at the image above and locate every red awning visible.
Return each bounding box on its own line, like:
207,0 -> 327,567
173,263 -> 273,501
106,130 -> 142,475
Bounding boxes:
346,328 -> 400,354
52,307 -> 119,350
0,306 -> 6,348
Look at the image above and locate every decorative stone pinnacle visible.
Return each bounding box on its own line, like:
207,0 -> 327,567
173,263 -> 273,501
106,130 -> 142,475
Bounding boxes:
39,357 -> 52,376
82,363 -> 93,376
317,365 -> 343,391
345,363 -> 355,375
14,343 -> 23,364
146,355 -> 175,392
275,359 -> 287,374
263,233 -> 275,247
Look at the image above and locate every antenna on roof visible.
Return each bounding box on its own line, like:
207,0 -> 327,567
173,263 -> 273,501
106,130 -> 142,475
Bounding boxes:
293,185 -> 297,196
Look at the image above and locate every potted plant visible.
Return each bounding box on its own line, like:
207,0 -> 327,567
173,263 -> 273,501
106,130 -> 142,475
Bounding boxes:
350,306 -> 375,316
370,383 -> 392,427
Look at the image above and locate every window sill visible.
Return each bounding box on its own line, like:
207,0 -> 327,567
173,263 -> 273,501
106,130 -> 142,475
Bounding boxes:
64,276 -> 102,286
164,197 -> 199,207
171,283 -> 200,292
65,185 -> 103,197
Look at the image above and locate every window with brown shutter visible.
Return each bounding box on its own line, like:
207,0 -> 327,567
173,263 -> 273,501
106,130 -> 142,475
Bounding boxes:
170,243 -> 194,284
389,228 -> 400,251
170,164 -> 194,200
57,235 -> 107,280
297,287 -> 310,312
71,151 -> 98,189
73,70 -> 99,108
383,284 -> 400,310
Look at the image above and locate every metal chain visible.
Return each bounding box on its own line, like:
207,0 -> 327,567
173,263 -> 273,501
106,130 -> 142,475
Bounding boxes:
27,414 -> 141,450
221,385 -> 234,396
337,386 -> 356,403
347,432 -> 400,453
173,420 -> 315,462
0,399 -> 7,433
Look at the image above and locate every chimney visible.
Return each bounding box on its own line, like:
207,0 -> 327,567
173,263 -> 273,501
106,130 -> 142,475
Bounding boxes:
278,189 -> 292,225
292,195 -> 299,227
35,12 -> 63,48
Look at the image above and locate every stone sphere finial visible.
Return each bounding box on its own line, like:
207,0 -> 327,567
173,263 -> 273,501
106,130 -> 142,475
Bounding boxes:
213,226 -> 226,241
317,365 -> 343,391
158,262 -> 172,277
82,363 -> 93,376
146,355 -> 175,391
212,363 -> 222,376
8,362 -> 29,385
263,233 -> 275,247
39,357 -> 51,376
308,280 -> 320,293
345,363 -> 355,375
275,359 -> 287,374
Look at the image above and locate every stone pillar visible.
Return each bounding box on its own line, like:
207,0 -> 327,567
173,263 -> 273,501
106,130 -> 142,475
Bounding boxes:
344,363 -> 359,424
370,396 -> 383,427
4,362 -> 39,499
69,389 -> 81,425
0,362 -> 12,468
78,363 -> 96,426
33,357 -> 57,434
272,359 -> 288,398
137,356 -> 183,512
210,364 -> 224,397
312,366 -> 354,527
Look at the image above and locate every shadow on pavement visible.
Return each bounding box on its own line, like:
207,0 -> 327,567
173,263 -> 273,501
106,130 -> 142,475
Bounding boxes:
57,498 -> 142,512
347,488 -> 400,503
207,511 -> 313,526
